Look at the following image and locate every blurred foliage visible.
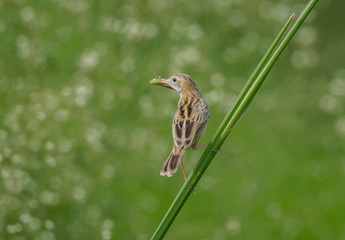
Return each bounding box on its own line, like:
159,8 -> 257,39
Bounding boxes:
0,0 -> 344,239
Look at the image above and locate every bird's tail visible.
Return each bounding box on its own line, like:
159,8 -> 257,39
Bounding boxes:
160,149 -> 183,177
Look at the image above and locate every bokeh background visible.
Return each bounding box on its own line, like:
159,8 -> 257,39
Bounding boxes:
1,0 -> 345,239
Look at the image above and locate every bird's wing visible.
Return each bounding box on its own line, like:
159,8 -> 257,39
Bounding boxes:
173,99 -> 210,150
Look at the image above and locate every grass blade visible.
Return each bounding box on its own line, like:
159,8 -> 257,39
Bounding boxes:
151,0 -> 318,239
215,13 -> 295,140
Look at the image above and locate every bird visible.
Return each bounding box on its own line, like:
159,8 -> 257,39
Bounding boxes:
150,73 -> 210,180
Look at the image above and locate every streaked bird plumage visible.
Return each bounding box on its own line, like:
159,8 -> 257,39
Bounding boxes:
150,73 -> 210,180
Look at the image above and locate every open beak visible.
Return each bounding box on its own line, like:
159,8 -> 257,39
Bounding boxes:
149,77 -> 173,89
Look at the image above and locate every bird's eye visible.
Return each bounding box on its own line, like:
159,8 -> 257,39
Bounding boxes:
172,78 -> 177,82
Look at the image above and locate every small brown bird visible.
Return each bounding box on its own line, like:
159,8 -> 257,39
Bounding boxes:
150,73 -> 210,180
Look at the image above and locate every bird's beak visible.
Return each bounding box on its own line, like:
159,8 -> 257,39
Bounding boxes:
149,77 -> 173,89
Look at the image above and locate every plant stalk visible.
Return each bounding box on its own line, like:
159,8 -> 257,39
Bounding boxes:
151,1 -> 318,239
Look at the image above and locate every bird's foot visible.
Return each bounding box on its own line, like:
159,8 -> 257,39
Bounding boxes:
212,148 -> 223,154
194,141 -> 222,154
192,141 -> 210,150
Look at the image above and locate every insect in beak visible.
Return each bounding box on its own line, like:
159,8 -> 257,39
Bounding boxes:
149,77 -> 173,89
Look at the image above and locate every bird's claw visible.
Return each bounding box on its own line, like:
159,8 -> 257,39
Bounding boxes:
212,148 -> 223,154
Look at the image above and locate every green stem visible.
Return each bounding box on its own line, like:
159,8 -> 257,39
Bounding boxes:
151,1 -> 318,239
217,13 -> 295,140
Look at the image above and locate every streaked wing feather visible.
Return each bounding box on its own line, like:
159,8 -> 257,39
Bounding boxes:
173,99 -> 209,150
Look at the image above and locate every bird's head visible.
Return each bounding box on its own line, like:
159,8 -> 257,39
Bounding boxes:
149,73 -> 197,93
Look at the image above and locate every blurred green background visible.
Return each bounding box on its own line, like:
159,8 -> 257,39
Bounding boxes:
1,0 -> 345,239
